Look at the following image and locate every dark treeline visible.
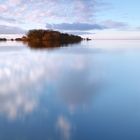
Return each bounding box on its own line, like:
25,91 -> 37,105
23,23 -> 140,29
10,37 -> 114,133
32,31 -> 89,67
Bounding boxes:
26,29 -> 83,43
0,29 -> 85,48
0,38 -> 7,41
18,29 -> 83,48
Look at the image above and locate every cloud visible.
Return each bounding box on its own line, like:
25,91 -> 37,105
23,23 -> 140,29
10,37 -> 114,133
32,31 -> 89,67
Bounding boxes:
0,4 -> 7,12
0,1 -> 129,33
136,27 -> 140,30
101,20 -> 128,29
0,25 -> 25,34
46,23 -> 104,31
8,0 -> 21,5
0,0 -> 107,29
0,16 -> 16,23
66,31 -> 94,35
46,21 -> 128,31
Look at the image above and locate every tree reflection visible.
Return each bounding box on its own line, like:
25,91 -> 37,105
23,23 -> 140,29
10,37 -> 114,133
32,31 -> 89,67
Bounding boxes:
25,40 -> 81,49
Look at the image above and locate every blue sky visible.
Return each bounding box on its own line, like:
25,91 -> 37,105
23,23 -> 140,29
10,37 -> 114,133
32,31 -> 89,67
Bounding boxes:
97,0 -> 140,27
0,0 -> 140,39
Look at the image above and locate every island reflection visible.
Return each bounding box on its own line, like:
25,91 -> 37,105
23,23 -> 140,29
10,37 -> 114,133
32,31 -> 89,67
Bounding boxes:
25,40 -> 81,49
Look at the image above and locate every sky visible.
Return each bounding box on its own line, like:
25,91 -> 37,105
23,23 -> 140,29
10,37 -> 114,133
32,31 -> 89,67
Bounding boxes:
0,0 -> 140,39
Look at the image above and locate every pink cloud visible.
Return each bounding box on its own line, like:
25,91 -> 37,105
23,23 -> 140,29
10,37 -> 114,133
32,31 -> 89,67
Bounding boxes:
0,4 -> 8,12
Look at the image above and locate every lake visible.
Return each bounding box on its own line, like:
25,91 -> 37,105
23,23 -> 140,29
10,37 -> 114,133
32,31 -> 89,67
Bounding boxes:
0,40 -> 140,140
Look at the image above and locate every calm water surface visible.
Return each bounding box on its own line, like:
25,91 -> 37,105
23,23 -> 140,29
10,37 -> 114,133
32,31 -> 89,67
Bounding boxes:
0,40 -> 140,140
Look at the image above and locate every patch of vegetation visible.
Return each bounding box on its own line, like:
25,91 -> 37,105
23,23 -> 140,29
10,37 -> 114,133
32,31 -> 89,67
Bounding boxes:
15,29 -> 83,48
26,29 -> 83,43
0,38 -> 7,41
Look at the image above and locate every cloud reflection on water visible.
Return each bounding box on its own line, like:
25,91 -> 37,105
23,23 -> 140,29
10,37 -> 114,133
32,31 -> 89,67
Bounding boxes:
54,56 -> 101,113
56,115 -> 72,140
0,51 -> 47,119
0,48 -> 102,120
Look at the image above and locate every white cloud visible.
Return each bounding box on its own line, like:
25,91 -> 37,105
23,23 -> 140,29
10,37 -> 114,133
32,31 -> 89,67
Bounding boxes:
0,25 -> 25,34
0,4 -> 7,12
0,0 -> 104,29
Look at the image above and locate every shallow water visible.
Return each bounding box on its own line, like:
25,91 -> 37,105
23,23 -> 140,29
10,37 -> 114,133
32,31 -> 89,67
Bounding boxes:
0,40 -> 140,140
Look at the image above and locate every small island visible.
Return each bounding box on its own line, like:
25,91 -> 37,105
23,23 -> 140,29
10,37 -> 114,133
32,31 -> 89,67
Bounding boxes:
0,30 -> 93,48
14,29 -> 83,48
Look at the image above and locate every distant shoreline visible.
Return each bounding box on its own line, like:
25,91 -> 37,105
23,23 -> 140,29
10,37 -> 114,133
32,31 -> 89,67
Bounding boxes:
0,30 -> 92,42
0,30 -> 92,48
